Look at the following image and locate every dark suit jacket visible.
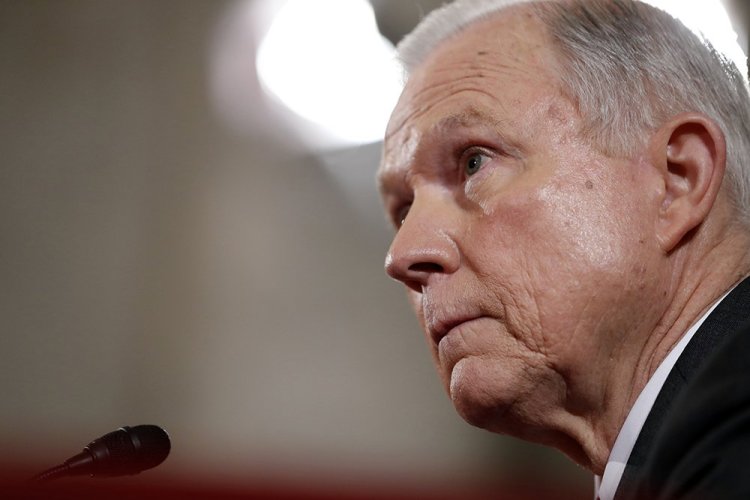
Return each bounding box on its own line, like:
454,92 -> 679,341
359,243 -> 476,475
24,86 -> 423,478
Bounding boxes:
615,276 -> 750,500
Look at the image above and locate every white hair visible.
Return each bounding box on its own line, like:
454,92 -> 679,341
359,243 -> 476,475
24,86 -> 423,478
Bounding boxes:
397,0 -> 750,227
397,0 -> 537,73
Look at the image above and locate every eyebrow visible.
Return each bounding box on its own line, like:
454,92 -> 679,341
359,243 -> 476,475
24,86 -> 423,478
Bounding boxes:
384,105 -> 504,143
435,106 -> 503,132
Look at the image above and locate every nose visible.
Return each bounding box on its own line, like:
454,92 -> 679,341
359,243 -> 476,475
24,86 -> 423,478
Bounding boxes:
384,193 -> 460,292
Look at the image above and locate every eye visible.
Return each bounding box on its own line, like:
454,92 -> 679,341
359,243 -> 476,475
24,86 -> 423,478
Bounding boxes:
395,203 -> 411,228
464,151 -> 488,177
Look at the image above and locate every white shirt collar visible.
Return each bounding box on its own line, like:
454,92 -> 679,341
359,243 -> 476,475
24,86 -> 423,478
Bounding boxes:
594,289 -> 732,500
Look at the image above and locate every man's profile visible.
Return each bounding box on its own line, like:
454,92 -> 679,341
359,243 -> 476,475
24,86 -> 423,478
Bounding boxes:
377,0 -> 750,498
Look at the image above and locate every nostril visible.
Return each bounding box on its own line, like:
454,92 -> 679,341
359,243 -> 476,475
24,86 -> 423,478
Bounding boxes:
408,262 -> 444,273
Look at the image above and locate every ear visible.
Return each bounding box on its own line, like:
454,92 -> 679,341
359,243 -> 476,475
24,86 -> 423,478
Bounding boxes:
651,113 -> 727,252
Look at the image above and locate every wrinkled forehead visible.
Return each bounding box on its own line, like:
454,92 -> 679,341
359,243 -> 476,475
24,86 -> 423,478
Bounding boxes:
413,3 -> 551,70
378,6 -> 560,182
389,6 -> 557,132
396,0 -> 558,75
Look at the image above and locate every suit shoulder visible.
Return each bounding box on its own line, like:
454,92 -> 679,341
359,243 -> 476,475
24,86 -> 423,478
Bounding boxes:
638,321 -> 750,499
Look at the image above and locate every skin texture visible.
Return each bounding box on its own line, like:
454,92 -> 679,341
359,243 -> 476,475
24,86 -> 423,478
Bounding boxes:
377,6 -> 750,474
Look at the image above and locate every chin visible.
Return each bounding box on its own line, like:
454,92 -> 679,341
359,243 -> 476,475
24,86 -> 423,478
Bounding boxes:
447,358 -> 516,432
447,358 -> 571,452
452,395 -> 511,432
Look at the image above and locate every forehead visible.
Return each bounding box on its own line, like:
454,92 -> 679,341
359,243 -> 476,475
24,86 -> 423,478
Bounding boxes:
378,7 -> 563,186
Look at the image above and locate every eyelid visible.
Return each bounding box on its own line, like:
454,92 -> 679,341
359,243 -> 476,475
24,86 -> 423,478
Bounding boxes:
458,133 -> 521,162
389,201 -> 412,229
460,144 -> 496,160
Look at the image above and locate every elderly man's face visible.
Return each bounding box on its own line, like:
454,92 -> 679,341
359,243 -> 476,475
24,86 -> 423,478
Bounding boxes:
378,9 -> 669,443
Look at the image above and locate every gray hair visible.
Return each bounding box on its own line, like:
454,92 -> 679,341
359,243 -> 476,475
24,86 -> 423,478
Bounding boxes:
397,0 -> 750,226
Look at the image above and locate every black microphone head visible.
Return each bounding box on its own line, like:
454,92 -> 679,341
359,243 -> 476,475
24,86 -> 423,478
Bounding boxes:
84,424 -> 171,476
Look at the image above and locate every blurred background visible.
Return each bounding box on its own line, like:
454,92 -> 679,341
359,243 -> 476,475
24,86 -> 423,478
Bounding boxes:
1,0 -> 747,497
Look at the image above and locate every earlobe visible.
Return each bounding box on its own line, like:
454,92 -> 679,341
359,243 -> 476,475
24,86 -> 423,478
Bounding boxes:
653,113 -> 727,252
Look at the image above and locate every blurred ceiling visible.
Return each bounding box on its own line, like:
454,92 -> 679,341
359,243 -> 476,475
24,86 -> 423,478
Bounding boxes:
370,0 -> 445,46
723,0 -> 750,52
222,0 -> 749,151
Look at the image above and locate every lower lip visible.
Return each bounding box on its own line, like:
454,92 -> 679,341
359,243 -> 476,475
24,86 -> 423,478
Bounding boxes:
436,317 -> 489,359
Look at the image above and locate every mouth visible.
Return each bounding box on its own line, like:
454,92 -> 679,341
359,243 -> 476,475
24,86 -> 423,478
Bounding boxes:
427,314 -> 483,345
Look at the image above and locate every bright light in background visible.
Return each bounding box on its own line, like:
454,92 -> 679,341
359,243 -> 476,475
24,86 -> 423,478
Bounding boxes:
256,0 -> 403,147
643,0 -> 748,76
223,0 -> 746,149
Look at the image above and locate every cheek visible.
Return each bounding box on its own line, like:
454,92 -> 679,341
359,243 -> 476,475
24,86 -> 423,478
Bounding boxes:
463,171 -> 659,359
538,183 -> 661,359
465,194 -> 560,348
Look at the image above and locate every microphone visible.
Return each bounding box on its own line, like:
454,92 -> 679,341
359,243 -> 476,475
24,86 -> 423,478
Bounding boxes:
32,425 -> 171,481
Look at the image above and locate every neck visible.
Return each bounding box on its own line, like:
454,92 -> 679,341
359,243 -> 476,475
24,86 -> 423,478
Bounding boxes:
553,219 -> 750,474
